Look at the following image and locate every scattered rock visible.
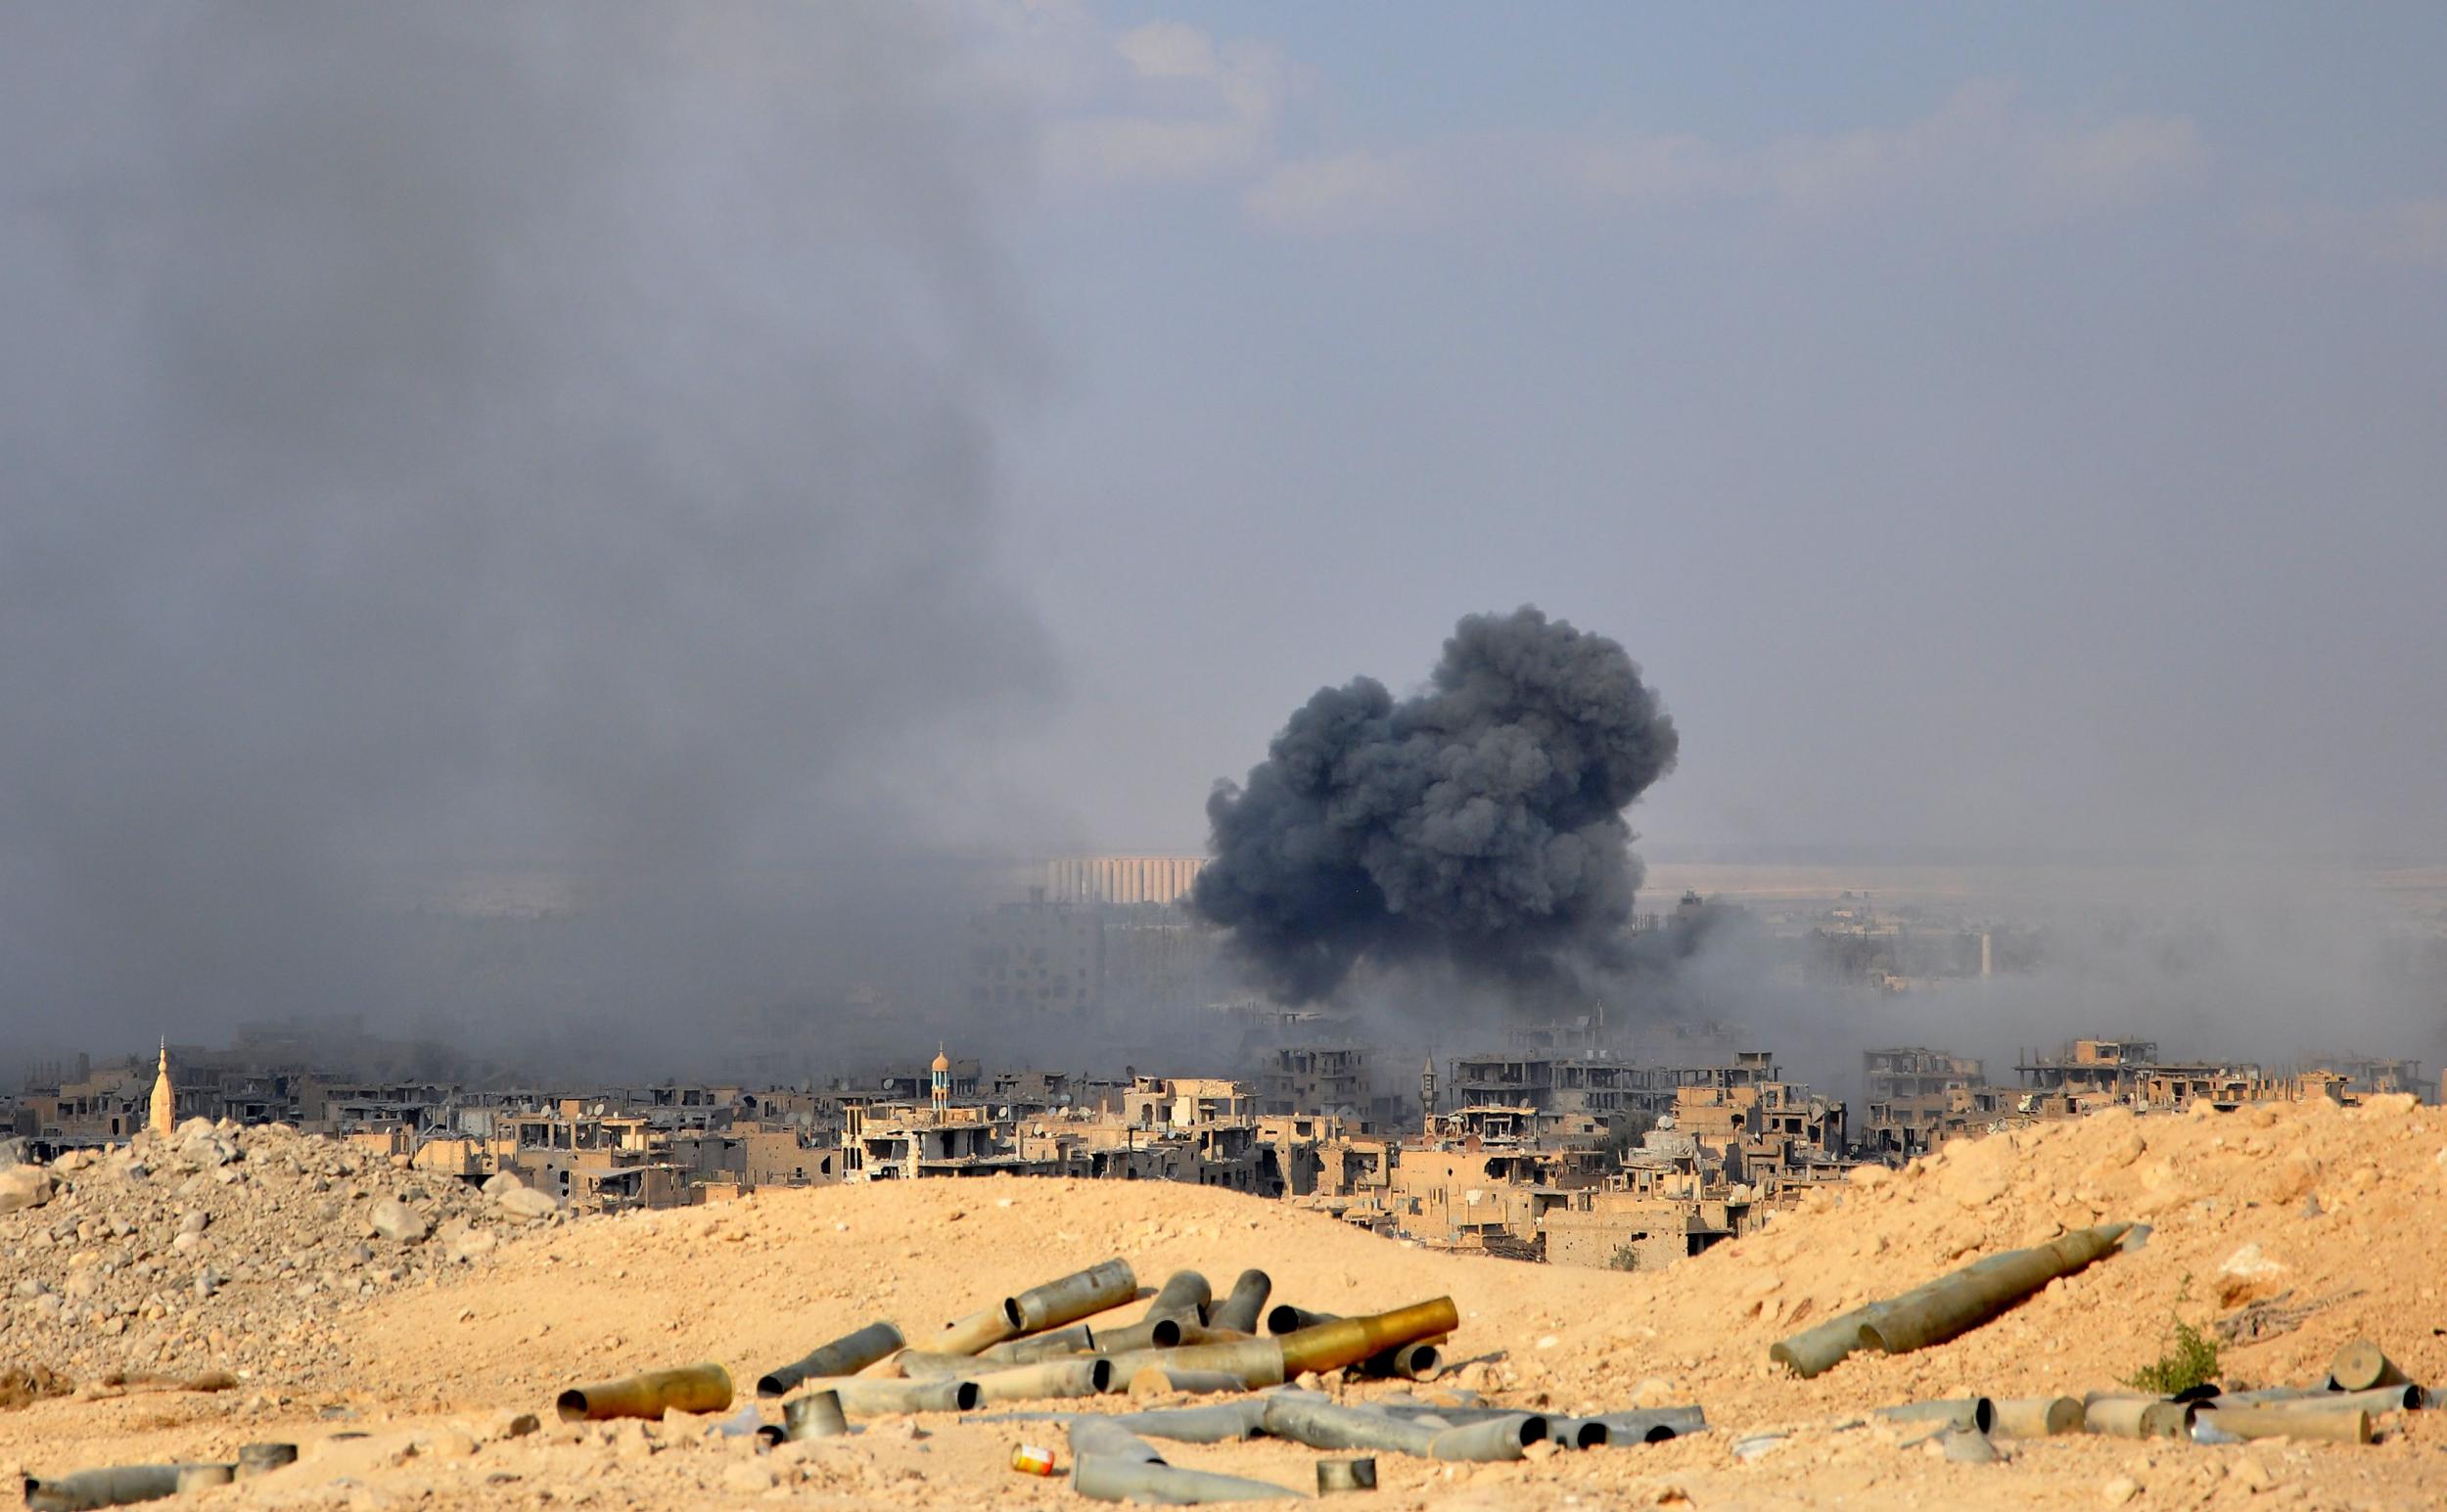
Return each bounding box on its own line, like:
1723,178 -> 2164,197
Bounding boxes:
0,1167 -> 57,1214
496,1186 -> 559,1221
367,1199 -> 429,1245
418,1427 -> 477,1460
446,1227 -> 497,1263
2101,1475 -> 2141,1506
1631,1376 -> 1679,1408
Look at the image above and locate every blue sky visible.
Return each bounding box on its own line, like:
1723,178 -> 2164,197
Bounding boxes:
956,3 -> 2447,862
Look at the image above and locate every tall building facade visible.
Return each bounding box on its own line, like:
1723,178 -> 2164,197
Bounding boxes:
968,897 -> 1104,1015
1043,855 -> 1207,907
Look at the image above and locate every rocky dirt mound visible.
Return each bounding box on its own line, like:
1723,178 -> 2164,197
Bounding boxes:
1552,1090 -> 2447,1424
0,1119 -> 565,1394
1,1097 -> 2443,1509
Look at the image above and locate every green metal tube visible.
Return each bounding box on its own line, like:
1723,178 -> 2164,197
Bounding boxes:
971,1358 -> 1113,1403
1108,1400 -> 1271,1443
1069,1417 -> 1307,1502
1580,1406 -> 1708,1444
2326,1340 -> 2408,1393
1859,1225 -> 2131,1355
1261,1396 -> 1544,1462
23,1466 -> 226,1512
783,1391 -> 849,1441
1544,1417 -> 1596,1449
2206,1386 -> 2327,1406
1261,1396 -> 1442,1456
1071,1417 -> 1166,1463
2213,1386 -> 2424,1414
1872,1398 -> 1994,1435
2084,1397 -> 2193,1439
1093,1317 -> 1187,1354
556,1363 -> 733,1422
1990,1397 -> 2084,1439
1769,1305 -> 1882,1379
757,1320 -> 907,1397
1209,1270 -> 1272,1335
2199,1404 -> 2371,1444
1426,1415 -> 1544,1462
794,1374 -> 980,1415
234,1443 -> 298,1479
978,1323 -> 1097,1367
899,1349 -> 1004,1380
2317,1385 -> 2424,1413
1097,1340 -> 1288,1393
1127,1367 -> 1255,1399
1146,1270 -> 1214,1325
1267,1305 -> 1336,1337
1072,1456 -> 1307,1503
1350,1339 -> 1443,1382
1006,1258 -> 1137,1336
1095,1297 -> 1455,1397
934,1306 -> 1018,1357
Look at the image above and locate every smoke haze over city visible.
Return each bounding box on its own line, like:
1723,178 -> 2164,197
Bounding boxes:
2,4 -> 2444,1074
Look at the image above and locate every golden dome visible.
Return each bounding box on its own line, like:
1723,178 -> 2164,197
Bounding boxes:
931,1045 -> 950,1074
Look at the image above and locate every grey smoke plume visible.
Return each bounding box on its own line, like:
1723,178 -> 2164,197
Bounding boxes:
1190,608 -> 1679,1003
0,4 -> 1054,1062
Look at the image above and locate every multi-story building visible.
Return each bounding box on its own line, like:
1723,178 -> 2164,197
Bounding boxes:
1041,855 -> 1207,906
967,894 -> 1103,1015
1257,1044 -> 1369,1118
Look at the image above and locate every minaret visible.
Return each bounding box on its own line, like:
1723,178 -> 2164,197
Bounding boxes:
1419,1055 -> 1437,1137
930,1044 -> 950,1120
148,1038 -> 175,1138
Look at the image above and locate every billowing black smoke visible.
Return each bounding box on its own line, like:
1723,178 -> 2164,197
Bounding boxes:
1190,608 -> 1679,1003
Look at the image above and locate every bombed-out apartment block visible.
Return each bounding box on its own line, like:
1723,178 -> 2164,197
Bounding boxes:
1856,1038 -> 2432,1157
1861,1046 -> 1990,1157
1354,1053 -> 1848,1269
1257,1045 -> 1368,1119
1443,1048 -> 1778,1130
2018,1038 -> 2292,1114
837,1056 -> 1284,1192
1258,1114 -> 1391,1201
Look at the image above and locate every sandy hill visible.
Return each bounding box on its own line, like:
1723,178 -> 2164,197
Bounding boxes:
4,1093 -> 2445,1508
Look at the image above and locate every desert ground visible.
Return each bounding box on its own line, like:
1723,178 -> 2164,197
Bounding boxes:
6,1094 -> 2447,1509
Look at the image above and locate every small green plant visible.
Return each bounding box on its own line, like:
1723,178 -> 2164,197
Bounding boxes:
2122,1276 -> 2222,1395
1607,1240 -> 1640,1272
